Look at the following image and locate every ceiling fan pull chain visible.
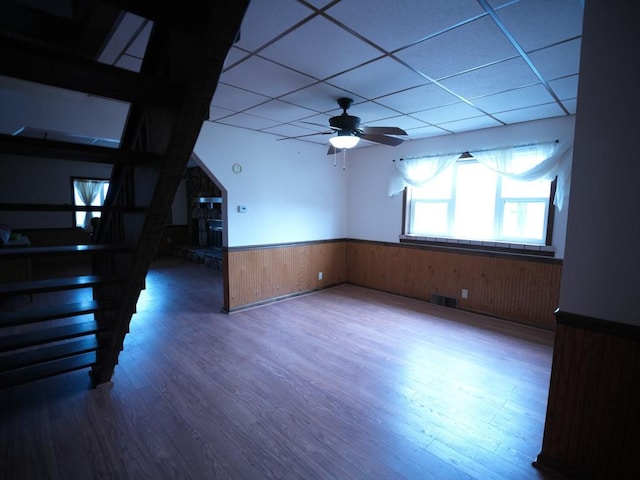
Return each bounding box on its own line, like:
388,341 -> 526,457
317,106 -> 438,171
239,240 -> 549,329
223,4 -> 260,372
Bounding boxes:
343,149 -> 346,170
333,149 -> 337,167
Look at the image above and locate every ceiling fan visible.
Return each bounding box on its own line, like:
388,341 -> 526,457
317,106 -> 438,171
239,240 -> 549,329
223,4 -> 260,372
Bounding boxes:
281,98 -> 408,154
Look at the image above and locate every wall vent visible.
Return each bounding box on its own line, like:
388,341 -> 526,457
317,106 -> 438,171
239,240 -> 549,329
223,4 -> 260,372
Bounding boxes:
430,293 -> 458,308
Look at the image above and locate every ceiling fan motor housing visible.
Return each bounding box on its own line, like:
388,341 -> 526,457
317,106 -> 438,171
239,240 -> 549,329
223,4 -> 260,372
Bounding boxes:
329,114 -> 362,134
330,97 -> 362,134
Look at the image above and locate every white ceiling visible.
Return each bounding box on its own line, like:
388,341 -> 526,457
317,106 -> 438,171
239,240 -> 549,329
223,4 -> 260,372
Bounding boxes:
90,0 -> 584,151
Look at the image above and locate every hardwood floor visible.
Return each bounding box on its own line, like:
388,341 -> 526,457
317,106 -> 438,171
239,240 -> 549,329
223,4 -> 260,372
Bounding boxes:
0,256 -> 561,479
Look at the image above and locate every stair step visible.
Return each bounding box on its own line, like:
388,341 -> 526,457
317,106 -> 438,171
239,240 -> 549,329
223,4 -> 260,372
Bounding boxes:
0,351 -> 96,389
0,336 -> 98,371
0,244 -> 125,260
0,320 -> 102,352
0,300 -> 115,327
0,275 -> 117,296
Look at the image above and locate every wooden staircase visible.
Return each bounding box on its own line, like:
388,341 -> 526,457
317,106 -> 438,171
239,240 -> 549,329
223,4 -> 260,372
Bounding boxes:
0,0 -> 249,389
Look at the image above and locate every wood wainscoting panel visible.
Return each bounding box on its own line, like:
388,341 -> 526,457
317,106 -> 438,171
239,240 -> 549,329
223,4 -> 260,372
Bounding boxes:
225,240 -> 346,311
537,313 -> 640,479
346,240 -> 562,329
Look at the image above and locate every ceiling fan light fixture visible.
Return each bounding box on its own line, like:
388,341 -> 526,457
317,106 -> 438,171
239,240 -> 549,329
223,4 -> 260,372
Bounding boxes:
329,132 -> 360,149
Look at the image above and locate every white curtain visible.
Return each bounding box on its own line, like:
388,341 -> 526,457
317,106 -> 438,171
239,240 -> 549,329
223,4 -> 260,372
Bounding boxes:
470,141 -> 573,210
388,141 -> 573,210
388,153 -> 460,197
76,180 -> 106,229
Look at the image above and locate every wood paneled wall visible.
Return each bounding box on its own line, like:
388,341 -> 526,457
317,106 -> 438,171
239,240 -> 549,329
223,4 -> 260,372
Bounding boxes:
346,240 -> 562,329
537,312 -> 640,479
224,240 -> 346,311
223,238 -> 561,329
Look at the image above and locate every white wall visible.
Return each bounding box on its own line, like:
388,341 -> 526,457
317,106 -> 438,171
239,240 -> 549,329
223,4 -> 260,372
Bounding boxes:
346,115 -> 576,258
559,0 -> 640,325
194,122 -> 348,247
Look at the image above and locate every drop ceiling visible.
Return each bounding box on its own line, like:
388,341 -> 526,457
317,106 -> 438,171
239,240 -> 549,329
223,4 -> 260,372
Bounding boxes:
5,0 -> 585,151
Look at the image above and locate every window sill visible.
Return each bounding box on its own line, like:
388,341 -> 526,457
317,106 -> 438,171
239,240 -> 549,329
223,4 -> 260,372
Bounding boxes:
399,235 -> 556,258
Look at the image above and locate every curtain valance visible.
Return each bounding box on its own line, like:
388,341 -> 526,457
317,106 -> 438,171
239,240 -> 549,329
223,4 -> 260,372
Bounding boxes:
388,140 -> 573,210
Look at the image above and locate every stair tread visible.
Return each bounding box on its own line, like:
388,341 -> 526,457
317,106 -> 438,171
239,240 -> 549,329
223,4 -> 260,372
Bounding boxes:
0,320 -> 102,352
0,300 -> 115,327
0,351 -> 96,388
0,336 -> 98,371
0,244 -> 125,259
0,274 -> 117,296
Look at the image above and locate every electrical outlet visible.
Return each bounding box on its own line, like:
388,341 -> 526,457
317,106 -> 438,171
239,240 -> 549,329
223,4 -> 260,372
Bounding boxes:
461,288 -> 469,299
318,271 -> 323,280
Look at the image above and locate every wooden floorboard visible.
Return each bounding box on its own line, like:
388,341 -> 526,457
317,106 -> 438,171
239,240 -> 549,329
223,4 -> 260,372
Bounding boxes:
0,256 -> 563,479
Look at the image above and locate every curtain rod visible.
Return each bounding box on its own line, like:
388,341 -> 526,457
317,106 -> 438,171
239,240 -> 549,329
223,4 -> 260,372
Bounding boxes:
393,139 -> 559,161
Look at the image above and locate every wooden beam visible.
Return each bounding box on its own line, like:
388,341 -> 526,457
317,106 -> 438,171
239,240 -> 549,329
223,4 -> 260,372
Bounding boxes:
0,35 -> 180,106
0,133 -> 160,165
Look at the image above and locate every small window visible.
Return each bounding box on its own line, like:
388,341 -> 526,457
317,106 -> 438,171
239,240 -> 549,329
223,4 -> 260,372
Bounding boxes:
406,157 -> 553,245
72,177 -> 110,229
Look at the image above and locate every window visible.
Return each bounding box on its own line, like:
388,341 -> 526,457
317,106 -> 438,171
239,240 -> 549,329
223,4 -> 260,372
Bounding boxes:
72,177 -> 110,229
397,142 -> 567,247
407,160 -> 552,244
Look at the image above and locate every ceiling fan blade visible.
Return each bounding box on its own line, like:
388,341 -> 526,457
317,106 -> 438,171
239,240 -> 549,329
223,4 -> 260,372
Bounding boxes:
362,126 -> 407,136
359,133 -> 405,146
276,131 -> 333,141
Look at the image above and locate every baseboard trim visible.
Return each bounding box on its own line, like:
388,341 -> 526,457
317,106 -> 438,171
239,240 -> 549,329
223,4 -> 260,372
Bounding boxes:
224,283 -> 343,313
555,309 -> 640,340
532,454 -> 574,479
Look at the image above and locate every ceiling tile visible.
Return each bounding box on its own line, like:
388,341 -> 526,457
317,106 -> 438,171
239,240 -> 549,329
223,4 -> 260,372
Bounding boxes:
492,102 -> 566,124
438,115 -> 503,133
211,83 -> 270,111
529,39 -> 582,81
549,75 -> 579,101
261,123 -> 329,140
233,0 -> 314,52
439,57 -> 539,99
376,83 -> 460,113
116,55 -> 141,72
259,16 -> 383,80
411,102 -> 485,125
366,115 -> 431,131
561,98 -> 577,115
343,101 -> 404,124
37,0 -> 582,148
244,99 -> 318,123
217,113 -> 281,130
471,84 -> 556,113
327,57 -> 428,100
223,47 -> 251,70
325,0 -> 485,52
394,15 -> 518,80
279,83 -> 365,113
98,13 -> 147,67
219,56 -> 316,98
127,21 -> 152,59
494,0 -> 584,52
207,106 -> 236,122
405,125 -> 452,139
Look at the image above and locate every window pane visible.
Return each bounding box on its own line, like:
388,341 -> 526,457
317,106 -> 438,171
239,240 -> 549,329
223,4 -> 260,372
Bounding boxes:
502,177 -> 550,198
453,163 -> 496,240
502,201 -> 546,240
73,179 -> 109,228
411,167 -> 453,199
412,202 -> 449,235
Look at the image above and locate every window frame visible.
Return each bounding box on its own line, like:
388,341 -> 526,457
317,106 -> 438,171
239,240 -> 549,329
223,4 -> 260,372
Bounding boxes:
71,176 -> 110,229
401,160 -> 557,256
